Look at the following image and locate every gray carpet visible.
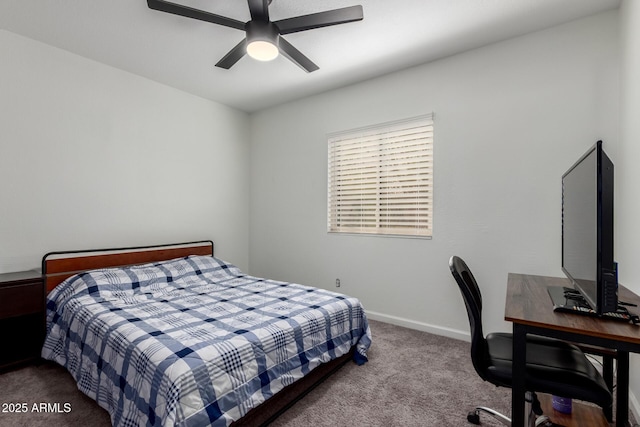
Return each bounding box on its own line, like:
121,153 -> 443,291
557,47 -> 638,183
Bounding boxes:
0,319 -> 603,426
271,320 -> 511,427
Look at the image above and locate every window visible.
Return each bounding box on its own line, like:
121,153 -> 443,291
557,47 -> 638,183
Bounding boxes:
327,114 -> 433,238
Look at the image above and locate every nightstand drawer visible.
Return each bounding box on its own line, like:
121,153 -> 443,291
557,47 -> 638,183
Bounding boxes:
0,283 -> 44,319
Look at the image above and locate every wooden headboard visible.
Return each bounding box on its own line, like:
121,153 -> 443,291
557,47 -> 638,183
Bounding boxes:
42,240 -> 214,293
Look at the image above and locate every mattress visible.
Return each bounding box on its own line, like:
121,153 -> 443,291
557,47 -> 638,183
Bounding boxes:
42,255 -> 371,426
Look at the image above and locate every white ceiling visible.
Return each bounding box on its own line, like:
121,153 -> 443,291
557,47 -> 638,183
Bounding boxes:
0,0 -> 621,113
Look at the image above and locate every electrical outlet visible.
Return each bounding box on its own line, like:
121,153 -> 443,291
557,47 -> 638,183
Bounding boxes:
335,278 -> 341,287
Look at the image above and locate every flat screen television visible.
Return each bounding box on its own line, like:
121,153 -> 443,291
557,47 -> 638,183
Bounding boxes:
561,140 -> 618,315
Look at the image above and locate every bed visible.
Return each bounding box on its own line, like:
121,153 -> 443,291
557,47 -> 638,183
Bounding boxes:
40,241 -> 371,427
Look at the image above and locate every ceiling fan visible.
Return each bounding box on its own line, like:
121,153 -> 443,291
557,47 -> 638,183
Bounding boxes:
147,0 -> 364,72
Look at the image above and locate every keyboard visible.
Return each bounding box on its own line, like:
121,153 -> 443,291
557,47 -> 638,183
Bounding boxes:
547,286 -> 638,324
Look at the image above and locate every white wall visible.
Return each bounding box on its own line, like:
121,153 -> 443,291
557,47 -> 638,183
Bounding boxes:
618,0 -> 640,417
0,30 -> 250,272
249,11 -> 619,338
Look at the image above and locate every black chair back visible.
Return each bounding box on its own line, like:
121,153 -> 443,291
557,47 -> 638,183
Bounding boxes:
449,256 -> 490,381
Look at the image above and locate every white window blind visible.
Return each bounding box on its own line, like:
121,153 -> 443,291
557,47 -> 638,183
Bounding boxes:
328,114 -> 433,237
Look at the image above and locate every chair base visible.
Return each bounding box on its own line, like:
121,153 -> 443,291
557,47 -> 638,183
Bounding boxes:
466,392 -> 551,427
467,407 -> 554,427
467,407 -> 510,426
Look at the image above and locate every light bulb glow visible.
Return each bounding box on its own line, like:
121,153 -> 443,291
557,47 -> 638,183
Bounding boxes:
247,40 -> 279,61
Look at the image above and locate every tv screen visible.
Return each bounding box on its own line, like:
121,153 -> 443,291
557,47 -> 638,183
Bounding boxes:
561,140 -> 617,314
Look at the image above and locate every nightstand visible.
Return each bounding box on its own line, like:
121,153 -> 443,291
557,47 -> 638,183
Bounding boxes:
0,270 -> 45,371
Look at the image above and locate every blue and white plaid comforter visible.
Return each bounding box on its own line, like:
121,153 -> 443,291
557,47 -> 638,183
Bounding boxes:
42,255 -> 371,427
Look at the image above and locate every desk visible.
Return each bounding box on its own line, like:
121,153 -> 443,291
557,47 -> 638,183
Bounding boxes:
505,273 -> 640,427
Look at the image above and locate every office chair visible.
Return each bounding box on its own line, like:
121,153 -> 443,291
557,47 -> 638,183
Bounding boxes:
449,256 -> 612,426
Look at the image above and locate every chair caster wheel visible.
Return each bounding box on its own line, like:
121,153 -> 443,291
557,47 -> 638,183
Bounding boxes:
467,411 -> 481,425
535,415 -> 553,427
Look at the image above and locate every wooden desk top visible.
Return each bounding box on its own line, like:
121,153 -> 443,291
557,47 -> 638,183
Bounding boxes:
505,273 -> 640,346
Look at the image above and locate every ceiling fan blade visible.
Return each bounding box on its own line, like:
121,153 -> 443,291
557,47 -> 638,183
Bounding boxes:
278,37 -> 319,73
147,0 -> 245,31
275,5 -> 363,35
215,39 -> 248,69
247,0 -> 270,21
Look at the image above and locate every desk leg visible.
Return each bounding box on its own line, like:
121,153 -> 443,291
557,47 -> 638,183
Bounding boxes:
512,323 -> 527,426
616,351 -> 630,427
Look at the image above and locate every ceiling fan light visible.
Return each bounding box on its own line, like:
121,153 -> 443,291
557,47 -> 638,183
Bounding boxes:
247,40 -> 279,61
245,20 -> 280,62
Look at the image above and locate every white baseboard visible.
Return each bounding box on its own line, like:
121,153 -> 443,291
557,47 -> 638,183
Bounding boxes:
365,310 -> 470,342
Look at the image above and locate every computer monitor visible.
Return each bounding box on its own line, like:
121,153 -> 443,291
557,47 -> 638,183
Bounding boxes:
561,140 -> 618,314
